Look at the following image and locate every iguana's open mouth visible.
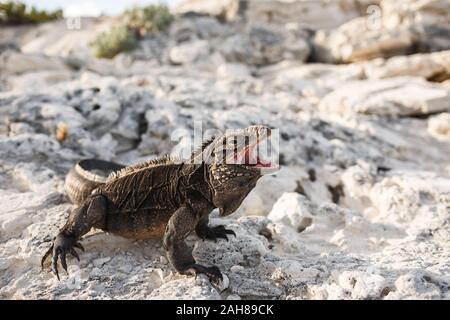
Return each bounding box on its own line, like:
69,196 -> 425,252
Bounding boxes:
234,141 -> 272,168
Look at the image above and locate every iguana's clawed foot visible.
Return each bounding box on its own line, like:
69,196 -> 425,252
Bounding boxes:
182,264 -> 223,284
41,232 -> 84,280
198,225 -> 236,242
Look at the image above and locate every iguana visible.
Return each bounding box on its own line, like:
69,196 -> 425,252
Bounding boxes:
41,125 -> 274,282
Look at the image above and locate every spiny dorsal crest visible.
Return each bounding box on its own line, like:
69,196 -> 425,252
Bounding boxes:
107,135 -> 218,182
190,135 -> 216,163
106,155 -> 174,182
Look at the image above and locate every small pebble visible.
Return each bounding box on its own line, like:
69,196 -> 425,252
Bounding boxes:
159,255 -> 168,264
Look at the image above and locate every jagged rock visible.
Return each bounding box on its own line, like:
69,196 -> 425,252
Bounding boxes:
269,62 -> 365,100
170,16 -> 232,42
149,277 -> 221,300
169,40 -> 211,65
313,17 -> 419,63
219,24 -> 310,66
268,193 -> 314,231
313,0 -> 450,63
319,77 -> 450,116
246,0 -> 373,30
385,272 -> 442,300
174,0 -> 240,22
0,51 -> 69,76
363,50 -> 450,81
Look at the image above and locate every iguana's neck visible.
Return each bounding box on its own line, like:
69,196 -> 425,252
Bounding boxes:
179,163 -> 215,206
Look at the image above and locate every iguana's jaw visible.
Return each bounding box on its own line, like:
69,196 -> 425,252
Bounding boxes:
221,125 -> 277,172
235,141 -> 272,169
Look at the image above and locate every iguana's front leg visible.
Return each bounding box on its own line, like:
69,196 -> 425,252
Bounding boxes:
163,206 -> 223,283
41,195 -> 107,280
195,216 -> 236,242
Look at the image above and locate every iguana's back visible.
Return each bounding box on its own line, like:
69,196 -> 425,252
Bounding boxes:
93,161 -> 203,239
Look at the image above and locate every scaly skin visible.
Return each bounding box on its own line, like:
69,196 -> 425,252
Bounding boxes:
42,125 -> 273,282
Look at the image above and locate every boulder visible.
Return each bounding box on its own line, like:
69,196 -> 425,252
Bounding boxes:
363,50 -> 450,81
313,17 -> 419,63
268,192 -> 314,232
246,0 -> 373,30
173,0 -> 240,22
381,0 -> 450,52
0,51 -> 68,76
313,0 -> 450,63
320,77 -> 450,116
170,16 -> 232,43
169,39 -> 211,65
219,24 -> 310,66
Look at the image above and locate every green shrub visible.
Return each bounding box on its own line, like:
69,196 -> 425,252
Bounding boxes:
91,24 -> 138,59
123,4 -> 173,37
0,1 -> 62,25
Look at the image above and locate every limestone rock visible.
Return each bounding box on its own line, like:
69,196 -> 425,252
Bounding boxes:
149,277 -> 221,300
0,51 -> 69,76
320,77 -> 450,116
246,0 -> 372,30
174,0 -> 240,22
363,50 -> 450,81
313,17 -> 419,63
313,0 -> 450,63
169,40 -> 211,65
219,24 -> 310,66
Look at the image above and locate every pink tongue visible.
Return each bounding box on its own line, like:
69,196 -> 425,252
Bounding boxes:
257,157 -> 272,167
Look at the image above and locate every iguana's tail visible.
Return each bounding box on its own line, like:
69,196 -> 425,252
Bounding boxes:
64,159 -> 125,205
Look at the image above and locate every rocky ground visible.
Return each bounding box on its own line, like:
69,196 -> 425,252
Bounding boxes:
0,0 -> 449,300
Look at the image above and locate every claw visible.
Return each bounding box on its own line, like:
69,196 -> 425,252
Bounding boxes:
198,225 -> 236,242
182,264 -> 223,283
216,233 -> 228,241
210,225 -> 236,242
60,252 -> 68,274
41,233 -> 84,280
74,242 -> 84,252
208,265 -> 223,283
41,244 -> 53,270
70,248 -> 80,261
228,230 -> 236,237
52,249 -> 60,281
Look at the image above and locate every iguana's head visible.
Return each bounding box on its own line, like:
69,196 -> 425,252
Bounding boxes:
201,125 -> 276,216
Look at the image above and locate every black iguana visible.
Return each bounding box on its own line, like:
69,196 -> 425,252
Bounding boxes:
41,125 -> 274,282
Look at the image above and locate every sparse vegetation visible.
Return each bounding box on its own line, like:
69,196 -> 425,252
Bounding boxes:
123,4 -> 174,37
0,1 -> 62,25
90,4 -> 173,59
91,24 -> 138,59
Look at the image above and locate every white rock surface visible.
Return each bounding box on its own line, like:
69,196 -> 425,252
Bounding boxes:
320,77 -> 450,116
174,0 -> 240,22
169,40 -> 211,65
363,50 -> 450,81
313,0 -> 450,63
246,0 -> 368,30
